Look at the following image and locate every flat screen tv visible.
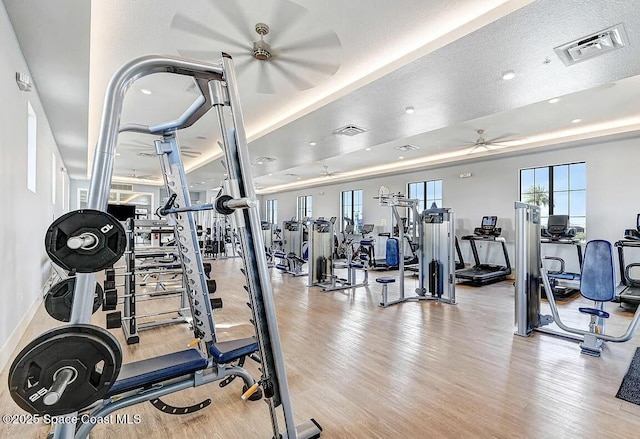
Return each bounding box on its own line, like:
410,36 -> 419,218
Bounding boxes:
107,203 -> 136,221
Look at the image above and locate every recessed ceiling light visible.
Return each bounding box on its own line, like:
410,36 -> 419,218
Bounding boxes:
115,153 -> 121,156
140,88 -> 152,95
398,156 -> 404,159
297,177 -> 301,180
571,118 -> 582,124
365,147 -> 371,151
189,185 -> 193,188
268,173 -> 273,176
502,70 -> 515,80
258,161 -> 264,165
200,181 -> 205,184
405,106 -> 415,114
309,141 -> 317,146
549,98 -> 560,104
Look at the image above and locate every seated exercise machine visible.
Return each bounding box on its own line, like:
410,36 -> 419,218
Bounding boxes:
514,202 -> 640,357
376,199 -> 456,308
307,218 -> 368,292
8,54 -> 321,439
615,214 -> 640,310
371,191 -> 420,271
274,219 -> 308,276
540,215 -> 583,298
455,216 -> 511,285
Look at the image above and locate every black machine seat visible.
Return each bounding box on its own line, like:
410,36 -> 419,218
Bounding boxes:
579,307 -> 610,319
209,337 -> 258,364
107,349 -> 208,397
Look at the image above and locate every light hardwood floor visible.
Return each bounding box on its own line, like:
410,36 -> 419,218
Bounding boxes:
2,259 -> 640,438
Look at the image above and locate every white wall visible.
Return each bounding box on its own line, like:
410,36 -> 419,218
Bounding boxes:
0,3 -> 69,371
260,137 -> 640,276
69,179 -> 162,212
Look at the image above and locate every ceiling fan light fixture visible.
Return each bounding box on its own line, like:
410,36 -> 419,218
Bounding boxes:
405,106 -> 415,114
549,98 -> 560,104
309,141 -> 317,146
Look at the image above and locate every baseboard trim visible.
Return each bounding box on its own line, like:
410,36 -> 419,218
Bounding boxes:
0,295 -> 43,374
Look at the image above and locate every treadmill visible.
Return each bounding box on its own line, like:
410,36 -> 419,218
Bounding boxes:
455,216 -> 511,285
616,214 -> 640,311
540,215 -> 582,299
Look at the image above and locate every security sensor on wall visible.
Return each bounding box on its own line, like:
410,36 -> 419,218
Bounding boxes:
16,72 -> 32,92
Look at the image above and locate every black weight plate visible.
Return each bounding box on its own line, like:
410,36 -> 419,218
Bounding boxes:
8,325 -> 122,416
45,210 -> 126,273
44,278 -> 104,322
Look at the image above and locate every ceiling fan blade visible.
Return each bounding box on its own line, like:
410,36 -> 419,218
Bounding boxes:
278,56 -> 340,76
257,61 -> 275,94
270,61 -> 314,91
207,0 -> 254,41
267,0 -> 308,45
171,13 -> 248,50
177,48 -> 226,60
486,132 -> 519,143
278,31 -> 342,53
234,56 -> 254,77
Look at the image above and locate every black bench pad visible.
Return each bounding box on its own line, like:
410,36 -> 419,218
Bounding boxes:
210,337 -> 258,364
107,349 -> 207,397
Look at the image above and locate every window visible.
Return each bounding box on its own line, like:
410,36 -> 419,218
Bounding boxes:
266,199 -> 278,224
408,179 -> 443,210
297,195 -> 312,220
27,101 -> 37,193
520,162 -> 586,234
341,189 -> 363,232
52,153 -> 57,204
408,179 -> 442,223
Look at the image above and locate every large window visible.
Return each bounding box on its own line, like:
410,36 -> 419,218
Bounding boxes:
408,179 -> 443,210
266,199 -> 278,224
408,180 -> 442,224
297,195 -> 312,220
341,189 -> 363,232
27,101 -> 37,193
520,162 -> 586,234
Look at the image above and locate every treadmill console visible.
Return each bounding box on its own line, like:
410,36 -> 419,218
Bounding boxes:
473,216 -> 501,236
623,213 -> 640,240
284,221 -> 300,231
361,224 -> 374,236
541,215 -> 576,241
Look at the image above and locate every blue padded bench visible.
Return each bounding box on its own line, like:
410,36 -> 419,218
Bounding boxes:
210,337 -> 258,364
107,349 -> 208,397
377,277 -> 396,306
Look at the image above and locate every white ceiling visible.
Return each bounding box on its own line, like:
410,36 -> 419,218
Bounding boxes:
4,0 -> 640,195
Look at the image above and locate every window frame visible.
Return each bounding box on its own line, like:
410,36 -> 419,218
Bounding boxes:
340,189 -> 364,233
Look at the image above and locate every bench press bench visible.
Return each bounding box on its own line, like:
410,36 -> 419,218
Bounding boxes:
74,337 -> 260,438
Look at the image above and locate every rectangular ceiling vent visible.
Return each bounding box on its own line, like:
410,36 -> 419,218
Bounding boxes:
255,156 -> 277,163
137,152 -> 156,158
394,144 -> 420,152
554,23 -> 628,66
333,124 -> 368,136
111,183 -> 133,191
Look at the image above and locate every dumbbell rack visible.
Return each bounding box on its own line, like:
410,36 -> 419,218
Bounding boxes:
105,218 -> 192,344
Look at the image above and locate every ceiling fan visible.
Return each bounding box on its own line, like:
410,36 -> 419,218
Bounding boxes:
170,0 -> 342,94
463,129 -> 515,154
115,169 -> 156,181
321,165 -> 341,178
119,140 -> 203,158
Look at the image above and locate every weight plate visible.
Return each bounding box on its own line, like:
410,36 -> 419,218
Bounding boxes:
45,210 -> 126,273
8,325 -> 122,416
44,278 -> 104,322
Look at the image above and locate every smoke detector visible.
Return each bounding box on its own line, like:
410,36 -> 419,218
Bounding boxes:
554,23 -> 628,66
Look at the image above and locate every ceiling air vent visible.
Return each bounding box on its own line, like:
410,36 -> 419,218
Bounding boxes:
285,173 -> 298,177
111,183 -> 133,191
255,156 -> 277,163
333,124 -> 368,136
137,152 -> 156,158
394,144 -> 420,152
554,23 -> 628,66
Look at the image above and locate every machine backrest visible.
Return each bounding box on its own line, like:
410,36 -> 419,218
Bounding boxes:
580,240 -> 616,302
